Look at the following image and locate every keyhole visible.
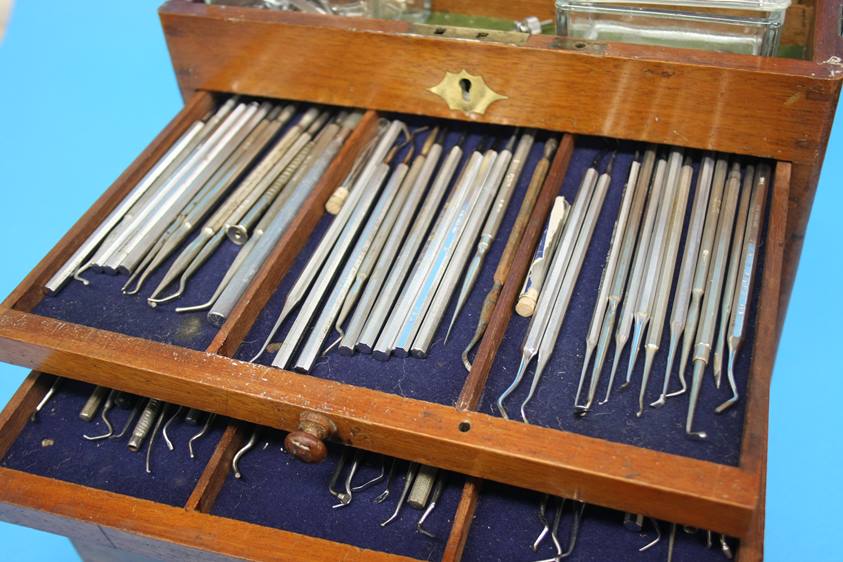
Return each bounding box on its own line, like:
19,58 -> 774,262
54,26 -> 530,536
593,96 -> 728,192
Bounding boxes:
459,78 -> 472,102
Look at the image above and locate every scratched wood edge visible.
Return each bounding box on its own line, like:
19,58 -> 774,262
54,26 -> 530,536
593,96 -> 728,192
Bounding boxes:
457,134 -> 574,411
1,92 -> 215,313
0,468 -> 418,562
208,110 -> 380,357
158,2 -> 840,165
184,422 -> 247,513
441,479 -> 482,562
0,309 -> 758,537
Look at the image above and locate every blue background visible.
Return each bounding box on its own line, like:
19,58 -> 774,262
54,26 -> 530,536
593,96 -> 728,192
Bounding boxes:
0,2 -> 839,560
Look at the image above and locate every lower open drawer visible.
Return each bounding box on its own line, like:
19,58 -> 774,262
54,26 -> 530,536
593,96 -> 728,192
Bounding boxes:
0,373 -> 764,561
0,90 -> 788,540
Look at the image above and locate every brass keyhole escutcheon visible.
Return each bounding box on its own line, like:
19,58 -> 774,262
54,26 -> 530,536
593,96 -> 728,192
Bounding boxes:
428,70 -> 508,116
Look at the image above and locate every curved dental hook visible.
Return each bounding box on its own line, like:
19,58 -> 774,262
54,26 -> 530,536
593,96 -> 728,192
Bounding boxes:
145,404 -> 169,474
328,449 -> 351,505
162,406 -> 184,451
496,355 -> 533,420
558,501 -> 585,559
333,450 -> 360,509
83,390 -> 116,441
111,399 -> 142,440
232,429 -> 259,479
532,498 -> 564,562
351,455 -> 385,492
322,333 -> 343,357
380,462 -> 418,527
416,474 -> 446,539
719,535 -> 733,560
715,352 -> 739,414
188,413 -> 215,459
72,262 -> 93,286
126,261 -> 157,296
531,494 -> 551,552
374,458 -> 397,504
639,518 -> 662,552
461,330 -> 481,372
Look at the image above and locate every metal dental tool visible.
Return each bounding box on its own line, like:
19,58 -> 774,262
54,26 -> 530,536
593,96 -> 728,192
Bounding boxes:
83,390 -> 117,441
574,154 -> 640,409
145,404 -> 170,474
293,147 -> 402,372
175,113 -> 330,314
576,148 -> 655,413
128,398 -> 163,452
126,105 -> 284,296
686,162 -> 742,439
380,462 -> 419,527
79,386 -> 108,422
209,112 -> 362,327
332,450 -> 361,508
339,128 -> 444,355
532,495 -> 552,551
412,137 -> 513,357
391,143 -> 498,358
602,153 -> 668,403
622,149 -> 683,390
31,378 -> 62,421
162,406 -> 184,451
496,155 -> 600,419
102,102 -> 259,274
374,459 -> 397,503
146,105 -> 303,303
233,428 -> 259,479
330,133 -> 424,354
111,398 -> 142,440
358,133 -> 463,354
712,166 -> 754,389
518,196 -> 570,319
445,130 -> 535,342
636,156 -> 693,416
188,413 -> 216,459
249,119 -> 404,361
652,154 -> 715,407
677,157 -> 729,393
717,164 -> 769,413
463,138 -> 559,371
416,473 -> 445,538
46,121 -> 207,293
520,154 -> 613,423
328,449 -> 352,506
375,139 -> 493,360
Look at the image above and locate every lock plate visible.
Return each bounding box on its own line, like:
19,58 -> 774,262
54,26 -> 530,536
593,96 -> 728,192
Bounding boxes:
427,69 -> 508,116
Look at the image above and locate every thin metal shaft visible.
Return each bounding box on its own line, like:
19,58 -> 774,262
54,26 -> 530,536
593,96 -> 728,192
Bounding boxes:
712,165 -> 754,388
574,157 -> 640,409
717,164 -> 769,413
497,162 -> 599,419
463,138 -> 558,371
82,390 -> 116,441
188,413 -> 216,459
623,149 -> 683,389
652,154 -> 715,407
602,153 -> 667,403
521,157 -> 612,423
637,156 -> 693,416
446,131 -> 534,341
249,119 -> 403,360
687,162 -> 742,439
678,157 -> 730,394
145,404 -> 170,474
416,473 -> 446,538
578,148 -> 656,413
380,462 -> 418,527
31,378 -> 62,421
358,136 -> 462,354
339,130 -> 442,354
413,141 -> 514,357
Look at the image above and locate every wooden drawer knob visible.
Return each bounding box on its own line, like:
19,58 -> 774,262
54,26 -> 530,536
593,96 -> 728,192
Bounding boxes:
284,411 -> 337,463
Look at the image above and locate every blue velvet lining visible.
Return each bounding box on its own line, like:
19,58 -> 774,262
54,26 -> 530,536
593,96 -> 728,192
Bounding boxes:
210,430 -> 463,560
478,142 -> 767,466
463,481 -> 737,561
30,105 -> 311,352
236,120 -> 553,406
1,379 -> 224,506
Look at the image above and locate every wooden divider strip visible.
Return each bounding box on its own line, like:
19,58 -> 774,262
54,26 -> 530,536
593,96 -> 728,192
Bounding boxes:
185,423 -> 247,513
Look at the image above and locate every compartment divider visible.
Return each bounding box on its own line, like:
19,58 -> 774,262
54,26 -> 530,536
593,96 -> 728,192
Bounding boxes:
184,422 -> 247,513
0,372 -> 52,458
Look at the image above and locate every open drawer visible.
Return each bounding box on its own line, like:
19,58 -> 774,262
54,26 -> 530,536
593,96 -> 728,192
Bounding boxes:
0,373 -> 766,561
0,87 -> 791,542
